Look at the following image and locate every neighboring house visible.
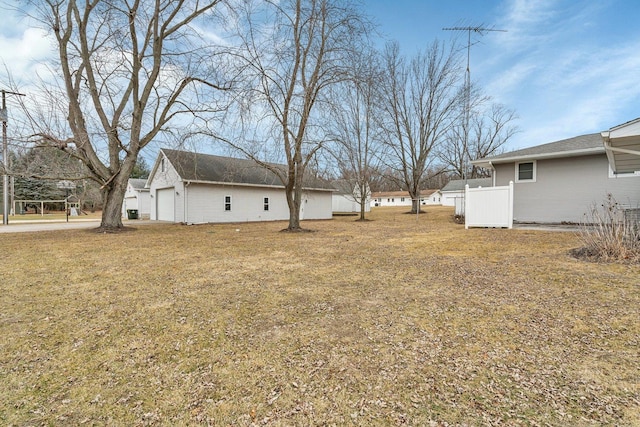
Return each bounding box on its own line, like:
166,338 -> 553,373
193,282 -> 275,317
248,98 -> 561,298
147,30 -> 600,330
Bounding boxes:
371,189 -> 441,208
472,119 -> 640,224
440,178 -> 492,207
147,149 -> 334,223
331,180 -> 371,213
122,178 -> 151,219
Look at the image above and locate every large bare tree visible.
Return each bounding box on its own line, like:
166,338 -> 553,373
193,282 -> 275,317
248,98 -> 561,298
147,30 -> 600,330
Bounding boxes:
378,41 -> 463,214
23,0 -> 228,230
222,0 -> 370,230
327,48 -> 381,221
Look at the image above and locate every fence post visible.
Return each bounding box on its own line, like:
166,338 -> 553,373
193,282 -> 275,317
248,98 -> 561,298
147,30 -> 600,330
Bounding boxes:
508,181 -> 514,229
464,184 -> 470,229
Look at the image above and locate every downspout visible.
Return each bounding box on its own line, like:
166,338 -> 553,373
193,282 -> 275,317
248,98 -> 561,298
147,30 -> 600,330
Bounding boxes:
489,161 -> 496,186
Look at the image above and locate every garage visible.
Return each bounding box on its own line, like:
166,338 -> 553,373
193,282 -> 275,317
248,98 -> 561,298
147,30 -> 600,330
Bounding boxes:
156,188 -> 175,221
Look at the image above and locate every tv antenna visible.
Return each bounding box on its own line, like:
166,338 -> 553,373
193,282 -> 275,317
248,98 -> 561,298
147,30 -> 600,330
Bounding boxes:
442,25 -> 506,213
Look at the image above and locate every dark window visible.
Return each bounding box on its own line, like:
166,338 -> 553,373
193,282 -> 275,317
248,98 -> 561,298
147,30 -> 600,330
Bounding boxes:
264,197 -> 269,211
160,158 -> 165,172
518,162 -> 534,181
224,195 -> 231,211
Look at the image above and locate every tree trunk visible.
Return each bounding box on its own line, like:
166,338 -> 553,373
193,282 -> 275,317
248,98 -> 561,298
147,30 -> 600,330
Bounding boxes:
98,158 -> 136,231
285,186 -> 302,231
359,183 -> 367,221
99,183 -> 126,230
410,192 -> 422,214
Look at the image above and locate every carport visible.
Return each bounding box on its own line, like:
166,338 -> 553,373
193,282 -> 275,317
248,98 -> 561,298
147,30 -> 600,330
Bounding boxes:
601,117 -> 640,174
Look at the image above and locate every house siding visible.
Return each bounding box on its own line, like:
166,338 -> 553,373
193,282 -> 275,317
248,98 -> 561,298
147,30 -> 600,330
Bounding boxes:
185,184 -> 291,224
494,154 -> 640,223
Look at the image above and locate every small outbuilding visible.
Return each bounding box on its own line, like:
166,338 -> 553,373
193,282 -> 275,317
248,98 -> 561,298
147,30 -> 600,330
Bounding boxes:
147,149 -> 334,224
331,180 -> 371,214
122,178 -> 151,219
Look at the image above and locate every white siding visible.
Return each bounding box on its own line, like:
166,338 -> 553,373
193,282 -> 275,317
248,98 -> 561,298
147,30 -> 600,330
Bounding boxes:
185,184 -> 292,223
441,191 -> 462,207
332,194 -> 371,213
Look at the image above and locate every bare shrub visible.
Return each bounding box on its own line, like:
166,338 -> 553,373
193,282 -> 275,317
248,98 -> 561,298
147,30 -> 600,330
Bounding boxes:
576,194 -> 640,262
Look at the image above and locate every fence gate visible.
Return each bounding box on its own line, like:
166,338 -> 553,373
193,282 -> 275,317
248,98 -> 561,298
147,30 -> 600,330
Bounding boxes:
465,181 -> 513,229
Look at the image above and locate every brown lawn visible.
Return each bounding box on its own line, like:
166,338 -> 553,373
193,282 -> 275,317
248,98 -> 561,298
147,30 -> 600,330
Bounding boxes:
0,206 -> 638,426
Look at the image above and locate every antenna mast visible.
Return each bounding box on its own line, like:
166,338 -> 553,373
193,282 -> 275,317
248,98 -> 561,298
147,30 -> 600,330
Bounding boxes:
442,25 -> 506,184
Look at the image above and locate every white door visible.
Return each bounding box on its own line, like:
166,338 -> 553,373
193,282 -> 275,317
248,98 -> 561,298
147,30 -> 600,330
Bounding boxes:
156,188 -> 175,221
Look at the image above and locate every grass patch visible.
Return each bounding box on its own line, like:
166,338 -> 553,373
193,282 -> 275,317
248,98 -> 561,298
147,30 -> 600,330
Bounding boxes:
1,206 -> 638,425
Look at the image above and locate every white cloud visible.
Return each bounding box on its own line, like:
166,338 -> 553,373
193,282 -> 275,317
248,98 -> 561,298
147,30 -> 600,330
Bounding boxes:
478,0 -> 640,150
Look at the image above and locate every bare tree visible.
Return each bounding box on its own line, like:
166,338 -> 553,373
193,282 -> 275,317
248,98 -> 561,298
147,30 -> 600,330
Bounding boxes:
21,0 -> 229,230
378,41 -> 463,214
222,0 -> 370,230
327,48 -> 381,221
440,96 -> 518,179
468,103 -> 519,177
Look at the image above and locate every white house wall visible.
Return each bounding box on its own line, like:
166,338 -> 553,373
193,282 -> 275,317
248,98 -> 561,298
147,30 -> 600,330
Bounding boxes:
300,191 -> 333,220
149,160 -> 183,221
185,184 -> 291,223
333,194 -> 371,213
494,154 -> 640,223
441,191 -> 462,206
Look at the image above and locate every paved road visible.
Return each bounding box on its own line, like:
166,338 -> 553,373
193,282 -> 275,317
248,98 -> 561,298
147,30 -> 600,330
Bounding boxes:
0,219 -> 160,233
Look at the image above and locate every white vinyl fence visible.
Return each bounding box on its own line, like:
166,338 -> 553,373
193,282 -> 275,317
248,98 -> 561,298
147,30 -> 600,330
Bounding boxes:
465,181 -> 514,229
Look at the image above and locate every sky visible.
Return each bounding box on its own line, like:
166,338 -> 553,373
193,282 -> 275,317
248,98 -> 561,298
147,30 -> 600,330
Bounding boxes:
366,0 -> 640,151
1,0 -> 639,154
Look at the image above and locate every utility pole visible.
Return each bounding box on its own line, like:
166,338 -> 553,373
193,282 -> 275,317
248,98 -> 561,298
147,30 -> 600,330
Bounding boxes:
1,89 -> 26,225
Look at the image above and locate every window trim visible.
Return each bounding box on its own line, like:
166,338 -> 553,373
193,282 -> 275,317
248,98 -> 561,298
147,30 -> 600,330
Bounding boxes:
224,195 -> 232,211
515,160 -> 536,183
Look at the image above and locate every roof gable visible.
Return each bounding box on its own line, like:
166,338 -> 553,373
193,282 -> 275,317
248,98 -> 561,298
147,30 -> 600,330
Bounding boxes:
155,149 -> 334,190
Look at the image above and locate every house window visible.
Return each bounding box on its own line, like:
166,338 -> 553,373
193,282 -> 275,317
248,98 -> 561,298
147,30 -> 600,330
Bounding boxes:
160,158 -> 165,172
224,195 -> 232,211
401,197 -> 405,202
391,198 -> 395,202
516,161 -> 536,182
263,197 -> 270,211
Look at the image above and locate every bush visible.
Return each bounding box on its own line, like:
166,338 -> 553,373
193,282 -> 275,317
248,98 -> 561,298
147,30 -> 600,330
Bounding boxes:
576,194 -> 640,262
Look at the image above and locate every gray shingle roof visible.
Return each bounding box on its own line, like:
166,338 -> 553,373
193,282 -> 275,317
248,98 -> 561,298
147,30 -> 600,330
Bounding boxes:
161,149 -> 335,190
441,178 -> 492,192
476,133 -> 603,164
128,178 -> 148,190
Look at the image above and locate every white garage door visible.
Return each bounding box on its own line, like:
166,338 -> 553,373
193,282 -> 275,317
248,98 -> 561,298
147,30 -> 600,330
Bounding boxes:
156,188 -> 175,222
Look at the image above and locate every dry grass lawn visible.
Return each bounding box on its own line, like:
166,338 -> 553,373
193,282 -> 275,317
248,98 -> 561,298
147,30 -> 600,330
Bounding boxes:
0,206 -> 638,426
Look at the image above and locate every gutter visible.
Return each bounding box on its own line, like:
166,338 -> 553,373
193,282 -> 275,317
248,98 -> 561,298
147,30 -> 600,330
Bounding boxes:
471,147 -> 604,167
